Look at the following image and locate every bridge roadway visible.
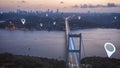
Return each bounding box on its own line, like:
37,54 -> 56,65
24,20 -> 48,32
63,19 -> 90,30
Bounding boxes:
65,17 -> 80,68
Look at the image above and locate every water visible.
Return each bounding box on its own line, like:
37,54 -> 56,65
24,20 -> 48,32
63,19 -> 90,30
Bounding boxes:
0,29 -> 120,59
72,28 -> 120,59
0,30 -> 66,60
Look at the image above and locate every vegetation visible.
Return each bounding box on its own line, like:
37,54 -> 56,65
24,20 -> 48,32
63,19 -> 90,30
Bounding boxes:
81,56 -> 120,68
0,53 -> 120,68
0,53 -> 65,68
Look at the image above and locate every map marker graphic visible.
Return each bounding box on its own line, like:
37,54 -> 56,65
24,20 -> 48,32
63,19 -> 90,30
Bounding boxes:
104,42 -> 116,58
21,18 -> 26,24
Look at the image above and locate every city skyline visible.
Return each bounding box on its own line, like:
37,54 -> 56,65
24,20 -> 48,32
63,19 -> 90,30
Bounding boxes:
0,0 -> 120,13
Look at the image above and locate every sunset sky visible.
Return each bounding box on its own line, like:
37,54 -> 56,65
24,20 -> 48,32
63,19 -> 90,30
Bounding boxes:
0,0 -> 120,13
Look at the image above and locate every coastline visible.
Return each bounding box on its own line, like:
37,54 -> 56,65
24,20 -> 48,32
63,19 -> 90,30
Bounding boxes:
0,53 -> 120,68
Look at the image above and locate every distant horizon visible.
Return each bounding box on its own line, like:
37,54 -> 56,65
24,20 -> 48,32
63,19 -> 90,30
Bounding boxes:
0,0 -> 120,13
0,9 -> 120,14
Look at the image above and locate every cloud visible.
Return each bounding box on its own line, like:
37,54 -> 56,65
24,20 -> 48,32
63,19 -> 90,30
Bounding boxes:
107,3 -> 117,7
80,4 -> 105,8
17,5 -> 21,8
21,0 -> 26,3
10,1 -> 14,3
72,3 -> 120,8
60,1 -> 64,4
72,4 -> 79,8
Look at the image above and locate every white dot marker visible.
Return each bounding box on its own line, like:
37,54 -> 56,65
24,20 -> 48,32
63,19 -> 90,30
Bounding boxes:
40,23 -> 43,27
104,42 -> 116,58
46,13 -> 48,17
78,16 -> 81,20
53,21 -> 56,25
21,18 -> 26,24
114,16 -> 117,20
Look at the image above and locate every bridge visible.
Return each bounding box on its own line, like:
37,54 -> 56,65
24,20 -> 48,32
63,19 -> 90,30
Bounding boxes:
65,17 -> 82,68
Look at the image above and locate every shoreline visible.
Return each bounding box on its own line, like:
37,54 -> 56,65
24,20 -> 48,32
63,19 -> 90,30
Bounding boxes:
0,27 -> 120,32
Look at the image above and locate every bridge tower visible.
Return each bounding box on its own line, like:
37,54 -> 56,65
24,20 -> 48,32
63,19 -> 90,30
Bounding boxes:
66,33 -> 82,68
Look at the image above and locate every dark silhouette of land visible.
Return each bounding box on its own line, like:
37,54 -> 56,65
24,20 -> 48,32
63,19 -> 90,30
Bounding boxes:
0,53 -> 120,68
81,56 -> 120,68
0,53 -> 65,68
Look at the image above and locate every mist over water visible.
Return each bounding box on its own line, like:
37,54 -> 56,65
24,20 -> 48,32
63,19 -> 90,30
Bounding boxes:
0,28 -> 120,60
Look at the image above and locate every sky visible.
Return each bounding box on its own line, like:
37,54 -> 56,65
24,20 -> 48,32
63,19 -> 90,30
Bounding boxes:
0,0 -> 120,13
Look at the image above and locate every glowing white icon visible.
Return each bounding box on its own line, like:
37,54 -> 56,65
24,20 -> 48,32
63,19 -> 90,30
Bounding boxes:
53,21 -> 56,25
40,23 -> 43,27
78,16 -> 81,20
104,43 -> 116,58
21,18 -> 26,24
114,16 -> 117,20
46,14 -> 48,17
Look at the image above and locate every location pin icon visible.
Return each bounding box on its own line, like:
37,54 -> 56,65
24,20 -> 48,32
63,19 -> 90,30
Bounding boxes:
21,18 -> 26,24
78,16 -> 81,20
40,23 -> 43,27
104,42 -> 116,58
